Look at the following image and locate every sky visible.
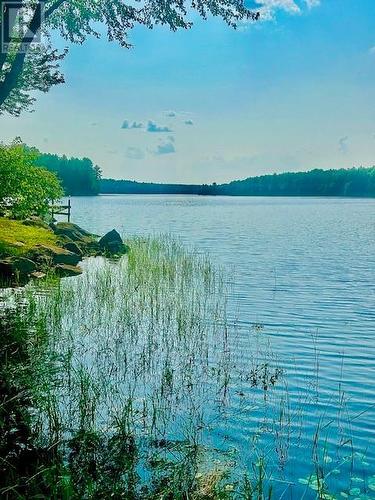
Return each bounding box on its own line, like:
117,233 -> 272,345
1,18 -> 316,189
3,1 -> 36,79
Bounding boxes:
1,0 -> 375,183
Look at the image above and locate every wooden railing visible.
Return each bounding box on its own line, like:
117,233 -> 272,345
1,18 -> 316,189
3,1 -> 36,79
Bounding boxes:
50,198 -> 71,222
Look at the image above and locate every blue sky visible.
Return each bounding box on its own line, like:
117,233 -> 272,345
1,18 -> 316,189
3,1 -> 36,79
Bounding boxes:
1,0 -> 375,183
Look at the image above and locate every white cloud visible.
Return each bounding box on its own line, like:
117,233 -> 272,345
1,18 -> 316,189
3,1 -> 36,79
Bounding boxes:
126,147 -> 145,160
154,139 -> 176,155
246,0 -> 320,21
304,0 -> 320,8
338,136 -> 349,154
369,46 -> 375,55
147,120 -> 172,133
255,0 -> 301,20
121,120 -> 144,130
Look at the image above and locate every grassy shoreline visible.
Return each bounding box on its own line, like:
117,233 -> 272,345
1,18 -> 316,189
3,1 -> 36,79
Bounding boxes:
0,217 -> 129,285
0,218 -> 59,258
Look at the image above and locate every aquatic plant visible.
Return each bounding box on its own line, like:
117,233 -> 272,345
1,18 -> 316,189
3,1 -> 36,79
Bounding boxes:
1,235 -> 373,499
1,236 -> 254,498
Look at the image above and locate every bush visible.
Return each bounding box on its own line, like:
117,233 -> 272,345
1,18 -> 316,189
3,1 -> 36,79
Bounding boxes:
0,139 -> 63,219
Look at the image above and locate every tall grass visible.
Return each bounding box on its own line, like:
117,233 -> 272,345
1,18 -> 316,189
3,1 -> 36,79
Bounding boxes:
2,235 -> 271,498
1,235 -> 372,499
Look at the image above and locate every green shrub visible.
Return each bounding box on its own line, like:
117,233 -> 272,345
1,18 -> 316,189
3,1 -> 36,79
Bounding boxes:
0,139 -> 63,219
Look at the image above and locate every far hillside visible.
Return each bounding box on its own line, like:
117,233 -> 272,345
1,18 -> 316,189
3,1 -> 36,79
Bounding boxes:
101,167 -> 375,197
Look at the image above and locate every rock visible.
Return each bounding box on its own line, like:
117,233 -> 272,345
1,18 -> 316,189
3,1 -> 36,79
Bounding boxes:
14,257 -> 37,274
22,217 -> 52,231
0,260 -> 13,278
85,240 -> 100,255
99,229 -> 127,254
54,264 -> 83,277
12,241 -> 26,249
53,222 -> 96,243
34,245 -> 81,266
63,241 -> 83,257
57,234 -> 74,245
0,257 -> 36,277
30,271 -> 46,280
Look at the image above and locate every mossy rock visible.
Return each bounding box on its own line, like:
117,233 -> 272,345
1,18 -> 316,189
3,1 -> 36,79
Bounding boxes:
54,264 -> 83,277
53,222 -> 97,243
31,244 -> 81,267
99,229 -> 129,255
63,241 -> 83,257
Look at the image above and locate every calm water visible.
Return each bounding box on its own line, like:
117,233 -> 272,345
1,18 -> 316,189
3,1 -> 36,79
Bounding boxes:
64,195 -> 375,496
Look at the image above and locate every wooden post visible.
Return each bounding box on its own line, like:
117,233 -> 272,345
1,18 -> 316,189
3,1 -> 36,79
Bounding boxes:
68,198 -> 71,223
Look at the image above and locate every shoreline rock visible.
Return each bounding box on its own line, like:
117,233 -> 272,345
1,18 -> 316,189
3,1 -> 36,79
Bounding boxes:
30,244 -> 81,267
99,229 -> 130,255
0,220 -> 129,287
0,257 -> 37,278
54,264 -> 83,277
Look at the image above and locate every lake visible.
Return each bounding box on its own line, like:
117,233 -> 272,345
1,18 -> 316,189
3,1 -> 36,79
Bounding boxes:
60,195 -> 375,496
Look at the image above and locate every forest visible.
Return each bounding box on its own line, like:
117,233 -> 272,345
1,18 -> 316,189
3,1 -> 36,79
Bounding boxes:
100,179 -> 206,195
35,152 -> 102,196
101,167 -> 375,197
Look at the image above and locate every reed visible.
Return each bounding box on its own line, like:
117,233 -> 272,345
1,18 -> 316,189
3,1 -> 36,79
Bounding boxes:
1,235 -> 373,499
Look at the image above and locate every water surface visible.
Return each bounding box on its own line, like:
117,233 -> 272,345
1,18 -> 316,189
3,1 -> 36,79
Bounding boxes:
62,195 -> 375,496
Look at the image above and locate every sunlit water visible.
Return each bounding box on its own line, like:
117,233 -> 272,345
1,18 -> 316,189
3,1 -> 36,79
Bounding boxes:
57,195 -> 375,497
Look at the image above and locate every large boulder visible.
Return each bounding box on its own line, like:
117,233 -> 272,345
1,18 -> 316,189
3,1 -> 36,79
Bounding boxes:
53,222 -> 97,243
99,229 -> 127,255
63,241 -> 83,257
33,245 -> 81,266
54,264 -> 83,277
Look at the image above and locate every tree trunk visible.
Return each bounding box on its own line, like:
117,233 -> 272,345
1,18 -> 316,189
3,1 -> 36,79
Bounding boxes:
0,0 -> 66,109
0,1 -> 21,68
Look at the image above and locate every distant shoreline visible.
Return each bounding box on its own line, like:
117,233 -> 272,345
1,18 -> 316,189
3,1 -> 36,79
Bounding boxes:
100,167 -> 375,198
94,193 -> 375,198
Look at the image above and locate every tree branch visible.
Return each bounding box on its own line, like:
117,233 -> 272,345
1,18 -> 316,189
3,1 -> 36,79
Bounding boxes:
0,1 -> 46,107
45,0 -> 68,19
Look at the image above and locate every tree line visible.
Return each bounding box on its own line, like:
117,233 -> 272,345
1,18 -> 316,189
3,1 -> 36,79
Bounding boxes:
100,179 -> 206,196
101,167 -> 375,198
35,153 -> 102,196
